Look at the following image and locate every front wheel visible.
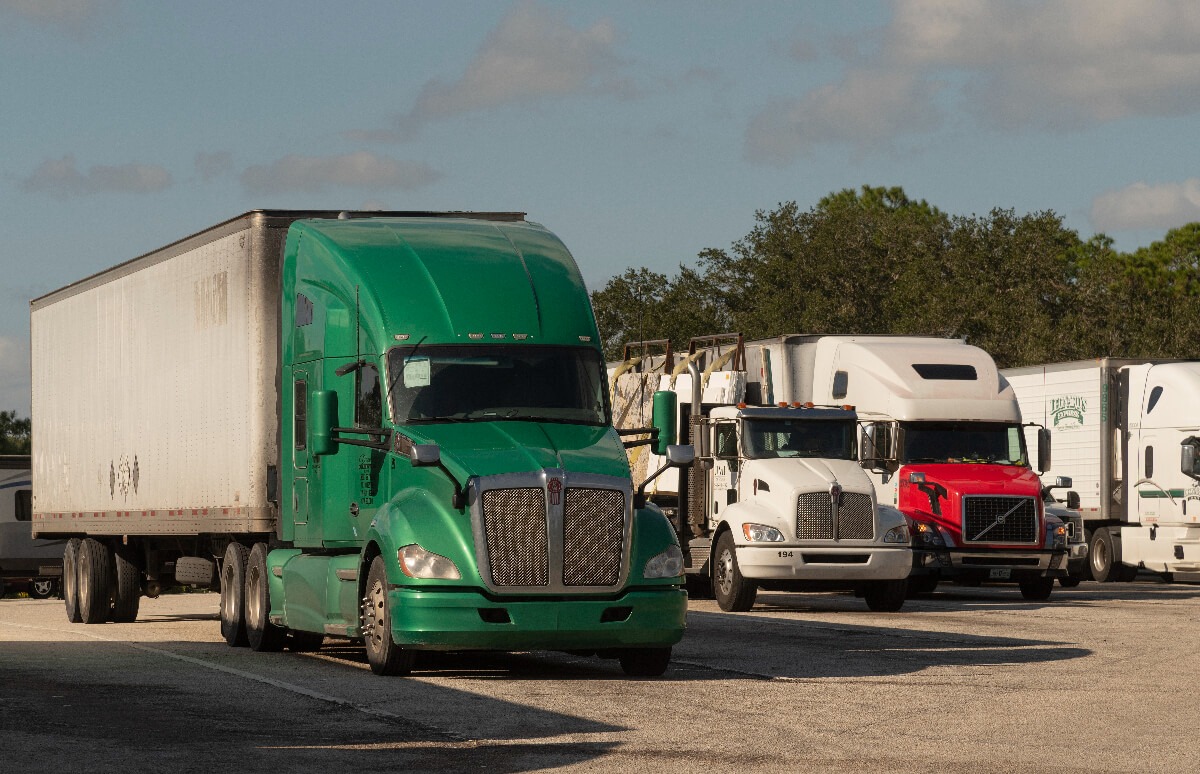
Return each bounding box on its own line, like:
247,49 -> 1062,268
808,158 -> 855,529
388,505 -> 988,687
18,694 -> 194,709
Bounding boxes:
1058,574 -> 1082,588
361,556 -> 416,676
711,531 -> 756,612
29,578 -> 56,600
1019,576 -> 1054,601
863,579 -> 907,612
619,647 -> 671,677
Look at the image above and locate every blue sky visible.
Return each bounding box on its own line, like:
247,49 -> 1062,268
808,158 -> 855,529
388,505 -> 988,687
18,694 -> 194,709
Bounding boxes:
4,0 -> 1200,415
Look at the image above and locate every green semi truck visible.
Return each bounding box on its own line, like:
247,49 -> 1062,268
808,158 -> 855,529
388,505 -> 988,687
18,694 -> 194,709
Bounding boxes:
30,210 -> 688,676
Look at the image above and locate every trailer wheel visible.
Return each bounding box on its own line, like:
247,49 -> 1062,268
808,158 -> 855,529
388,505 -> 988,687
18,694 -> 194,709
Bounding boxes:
864,579 -> 908,612
1090,527 -> 1123,583
62,538 -> 82,623
219,542 -> 250,647
711,531 -> 757,612
77,538 -> 114,625
110,545 -> 141,623
618,647 -> 672,677
361,556 -> 415,676
29,578 -> 57,600
1019,576 -> 1054,601
245,543 -> 286,652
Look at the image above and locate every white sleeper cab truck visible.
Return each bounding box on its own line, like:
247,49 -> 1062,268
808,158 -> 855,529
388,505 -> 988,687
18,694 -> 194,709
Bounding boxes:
612,336 -> 912,612
744,335 -> 1075,600
0,455 -> 62,598
1004,359 -> 1200,581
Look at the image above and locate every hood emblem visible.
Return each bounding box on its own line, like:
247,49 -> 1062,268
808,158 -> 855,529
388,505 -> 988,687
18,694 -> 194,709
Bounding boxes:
547,477 -> 563,506
829,482 -> 842,506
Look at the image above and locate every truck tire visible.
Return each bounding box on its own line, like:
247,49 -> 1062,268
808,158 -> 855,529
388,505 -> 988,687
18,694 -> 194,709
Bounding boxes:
362,555 -> 416,676
1090,527 -> 1124,583
29,578 -> 57,599
219,542 -> 249,647
245,543 -> 286,652
62,538 -> 82,623
864,579 -> 907,612
1019,576 -> 1054,601
110,545 -> 141,623
618,647 -> 672,677
77,538 -> 114,625
1058,575 -> 1082,588
711,531 -> 757,612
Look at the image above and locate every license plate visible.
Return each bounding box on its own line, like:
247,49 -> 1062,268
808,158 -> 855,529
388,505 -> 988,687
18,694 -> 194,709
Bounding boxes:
989,568 -> 1012,580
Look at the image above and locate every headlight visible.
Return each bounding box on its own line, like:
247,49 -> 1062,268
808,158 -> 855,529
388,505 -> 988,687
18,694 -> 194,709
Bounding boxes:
883,525 -> 910,544
912,522 -> 944,546
644,544 -> 684,579
742,523 -> 785,542
1049,524 -> 1067,549
397,544 -> 461,580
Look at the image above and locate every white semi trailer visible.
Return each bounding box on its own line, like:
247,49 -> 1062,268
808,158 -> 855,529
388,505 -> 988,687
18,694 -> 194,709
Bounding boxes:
1003,359 -> 1200,581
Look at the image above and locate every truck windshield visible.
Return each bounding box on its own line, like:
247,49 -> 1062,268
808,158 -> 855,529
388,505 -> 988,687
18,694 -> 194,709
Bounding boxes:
742,419 -> 857,460
900,422 -> 1027,466
386,344 -> 609,426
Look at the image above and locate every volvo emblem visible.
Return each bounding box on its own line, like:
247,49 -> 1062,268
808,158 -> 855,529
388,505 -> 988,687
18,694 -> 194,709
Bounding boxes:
548,477 -> 563,506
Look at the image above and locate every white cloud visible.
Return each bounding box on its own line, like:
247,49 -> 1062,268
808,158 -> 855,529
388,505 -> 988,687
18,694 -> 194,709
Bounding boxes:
356,1 -> 620,141
0,335 -> 30,417
748,0 -> 1200,163
240,152 -> 441,195
20,154 -> 171,198
1091,179 -> 1200,232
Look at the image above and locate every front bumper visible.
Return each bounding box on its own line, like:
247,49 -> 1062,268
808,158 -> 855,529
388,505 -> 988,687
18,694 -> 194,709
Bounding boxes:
386,586 -> 687,651
912,546 -> 1068,579
736,544 -> 912,581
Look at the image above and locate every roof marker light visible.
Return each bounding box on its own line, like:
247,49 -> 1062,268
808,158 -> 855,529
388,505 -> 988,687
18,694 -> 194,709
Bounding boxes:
490,333 -> 505,339
778,402 -> 788,408
394,334 -> 410,341
843,404 -> 855,411
513,333 -> 529,340
791,401 -> 803,408
468,333 -> 484,340
578,335 -> 592,342
737,402 -> 747,409
804,401 -> 815,408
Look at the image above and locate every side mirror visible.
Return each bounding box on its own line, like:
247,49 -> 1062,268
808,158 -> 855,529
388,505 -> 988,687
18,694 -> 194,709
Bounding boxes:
650,391 -> 678,455
861,423 -> 893,470
1066,491 -> 1081,510
1182,439 -> 1200,482
1037,427 -> 1051,474
665,444 -> 695,467
1055,476 -> 1073,489
310,390 -> 338,456
409,444 -> 441,467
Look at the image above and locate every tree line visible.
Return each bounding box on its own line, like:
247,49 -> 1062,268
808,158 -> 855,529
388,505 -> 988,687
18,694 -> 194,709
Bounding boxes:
591,185 -> 1200,368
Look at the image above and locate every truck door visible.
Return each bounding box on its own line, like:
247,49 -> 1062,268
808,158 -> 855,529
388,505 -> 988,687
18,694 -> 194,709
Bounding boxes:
710,420 -> 739,520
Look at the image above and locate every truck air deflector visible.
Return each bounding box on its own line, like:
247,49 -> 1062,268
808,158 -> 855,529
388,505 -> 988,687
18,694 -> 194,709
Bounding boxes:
469,470 -> 633,595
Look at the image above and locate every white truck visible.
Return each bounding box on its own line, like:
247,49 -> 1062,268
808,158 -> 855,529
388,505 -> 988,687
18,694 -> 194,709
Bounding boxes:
1003,359 -> 1200,582
0,455 -> 62,598
611,336 -> 912,612
742,334 -> 1078,599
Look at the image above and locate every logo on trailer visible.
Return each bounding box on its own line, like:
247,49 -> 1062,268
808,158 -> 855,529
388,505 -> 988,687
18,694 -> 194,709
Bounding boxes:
1050,395 -> 1087,427
548,478 -> 563,506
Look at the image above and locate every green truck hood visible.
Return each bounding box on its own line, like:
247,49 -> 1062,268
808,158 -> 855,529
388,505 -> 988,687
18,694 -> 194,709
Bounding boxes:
401,422 -> 630,480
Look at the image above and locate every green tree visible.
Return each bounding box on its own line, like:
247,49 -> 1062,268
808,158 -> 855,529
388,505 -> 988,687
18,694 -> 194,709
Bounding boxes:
0,410 -> 30,454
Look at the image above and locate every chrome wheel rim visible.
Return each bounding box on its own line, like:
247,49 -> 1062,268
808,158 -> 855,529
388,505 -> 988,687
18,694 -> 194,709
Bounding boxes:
362,577 -> 387,654
716,549 -> 735,597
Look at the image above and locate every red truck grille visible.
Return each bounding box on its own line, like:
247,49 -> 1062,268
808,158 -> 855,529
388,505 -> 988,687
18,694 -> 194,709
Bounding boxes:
962,496 -> 1039,544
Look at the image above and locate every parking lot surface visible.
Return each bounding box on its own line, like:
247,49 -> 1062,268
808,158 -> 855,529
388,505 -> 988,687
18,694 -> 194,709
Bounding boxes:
2,580 -> 1197,773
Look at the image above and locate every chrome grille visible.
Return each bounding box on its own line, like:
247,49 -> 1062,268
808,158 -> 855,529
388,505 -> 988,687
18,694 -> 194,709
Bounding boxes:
481,488 -> 548,586
563,488 -> 625,586
795,492 -> 874,540
963,496 -> 1038,544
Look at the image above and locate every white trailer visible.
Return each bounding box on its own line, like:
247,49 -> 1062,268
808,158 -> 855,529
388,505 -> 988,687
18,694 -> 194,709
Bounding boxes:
0,455 -> 62,598
1003,359 -> 1200,581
